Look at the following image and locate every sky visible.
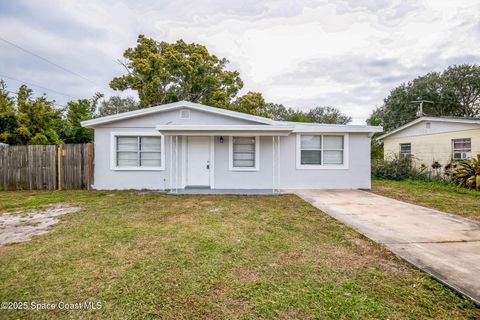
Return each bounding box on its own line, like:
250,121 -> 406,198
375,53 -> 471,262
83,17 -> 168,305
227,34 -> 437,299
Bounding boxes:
0,0 -> 479,124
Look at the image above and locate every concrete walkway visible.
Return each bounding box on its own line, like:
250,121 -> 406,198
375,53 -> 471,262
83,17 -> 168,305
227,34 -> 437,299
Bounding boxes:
294,189 -> 480,305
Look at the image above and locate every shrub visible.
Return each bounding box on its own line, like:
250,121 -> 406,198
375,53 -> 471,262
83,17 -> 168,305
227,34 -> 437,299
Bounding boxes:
448,156 -> 480,190
372,155 -> 427,180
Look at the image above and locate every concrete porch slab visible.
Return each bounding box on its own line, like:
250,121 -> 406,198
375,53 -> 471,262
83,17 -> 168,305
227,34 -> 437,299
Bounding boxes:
169,189 -> 277,195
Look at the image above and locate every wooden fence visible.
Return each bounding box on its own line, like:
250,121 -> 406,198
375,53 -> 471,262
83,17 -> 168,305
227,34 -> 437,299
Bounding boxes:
0,144 -> 94,191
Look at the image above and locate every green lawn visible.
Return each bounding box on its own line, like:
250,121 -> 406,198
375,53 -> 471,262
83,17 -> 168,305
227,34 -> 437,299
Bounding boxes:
372,179 -> 480,221
0,191 -> 478,319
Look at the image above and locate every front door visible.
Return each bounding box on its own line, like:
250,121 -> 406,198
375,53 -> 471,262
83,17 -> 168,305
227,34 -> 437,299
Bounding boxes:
186,137 -> 210,187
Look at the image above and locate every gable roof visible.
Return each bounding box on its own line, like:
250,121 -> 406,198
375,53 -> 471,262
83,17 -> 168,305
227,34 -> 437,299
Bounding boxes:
81,100 -> 382,133
81,101 -> 276,127
377,116 -> 480,140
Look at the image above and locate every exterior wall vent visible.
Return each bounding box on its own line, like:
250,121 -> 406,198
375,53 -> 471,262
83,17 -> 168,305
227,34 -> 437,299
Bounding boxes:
180,109 -> 190,119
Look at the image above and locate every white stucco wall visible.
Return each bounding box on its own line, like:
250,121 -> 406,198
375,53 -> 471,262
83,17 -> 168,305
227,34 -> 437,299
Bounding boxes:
279,133 -> 371,189
212,133 -> 371,189
91,107 -> 373,190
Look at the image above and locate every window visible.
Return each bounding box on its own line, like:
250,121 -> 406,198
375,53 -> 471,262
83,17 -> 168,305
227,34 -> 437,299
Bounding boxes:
399,143 -> 411,158
452,138 -> 471,160
297,134 -> 347,169
112,133 -> 164,170
300,135 -> 321,164
229,136 -> 259,170
323,136 -> 344,164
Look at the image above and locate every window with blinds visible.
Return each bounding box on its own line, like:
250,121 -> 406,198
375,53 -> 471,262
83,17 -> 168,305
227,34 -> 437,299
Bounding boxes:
452,138 -> 471,160
300,135 -> 321,164
399,143 -> 411,158
299,135 -> 344,166
116,136 -> 162,167
231,137 -> 257,169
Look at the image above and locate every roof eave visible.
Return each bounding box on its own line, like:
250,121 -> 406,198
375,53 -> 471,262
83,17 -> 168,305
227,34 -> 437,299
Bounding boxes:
293,126 -> 383,133
155,124 -> 294,136
81,101 -> 276,128
377,116 -> 480,140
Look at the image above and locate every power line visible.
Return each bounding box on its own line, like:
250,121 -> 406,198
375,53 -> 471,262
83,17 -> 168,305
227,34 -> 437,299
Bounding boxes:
0,73 -> 80,100
0,36 -> 101,87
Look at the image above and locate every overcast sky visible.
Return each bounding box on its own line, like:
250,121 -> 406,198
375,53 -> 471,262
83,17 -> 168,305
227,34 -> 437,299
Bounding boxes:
1,0 -> 479,123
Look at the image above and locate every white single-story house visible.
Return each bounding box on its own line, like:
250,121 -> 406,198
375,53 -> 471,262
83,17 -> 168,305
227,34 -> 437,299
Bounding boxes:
378,116 -> 480,167
81,101 -> 382,192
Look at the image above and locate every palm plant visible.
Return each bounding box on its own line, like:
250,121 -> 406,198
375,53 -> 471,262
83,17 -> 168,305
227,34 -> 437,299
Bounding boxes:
448,155 -> 480,190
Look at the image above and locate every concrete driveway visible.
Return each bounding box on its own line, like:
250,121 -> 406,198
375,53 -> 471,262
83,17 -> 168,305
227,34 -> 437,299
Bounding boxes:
294,189 -> 480,305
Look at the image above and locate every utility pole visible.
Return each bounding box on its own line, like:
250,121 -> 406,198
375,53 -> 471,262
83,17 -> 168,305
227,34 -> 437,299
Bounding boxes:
411,99 -> 433,117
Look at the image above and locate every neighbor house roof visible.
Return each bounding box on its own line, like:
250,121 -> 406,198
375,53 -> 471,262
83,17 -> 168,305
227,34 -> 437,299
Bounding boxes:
81,100 -> 382,133
377,116 -> 480,140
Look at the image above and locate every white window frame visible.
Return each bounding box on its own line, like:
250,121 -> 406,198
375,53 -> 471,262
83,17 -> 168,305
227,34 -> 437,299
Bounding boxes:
229,136 -> 260,171
296,133 -> 349,170
399,143 -> 411,158
452,138 -> 471,160
110,132 -> 165,171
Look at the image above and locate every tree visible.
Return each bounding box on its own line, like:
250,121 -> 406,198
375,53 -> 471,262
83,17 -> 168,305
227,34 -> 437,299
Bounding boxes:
261,102 -> 351,124
110,35 -> 243,108
442,64 -> 480,117
230,91 -> 267,116
371,64 -> 480,132
307,106 -> 351,124
15,85 -> 63,145
61,93 -> 101,144
286,110 -> 311,122
261,103 -> 291,120
0,80 -> 19,144
97,96 -> 140,117
367,115 -> 383,160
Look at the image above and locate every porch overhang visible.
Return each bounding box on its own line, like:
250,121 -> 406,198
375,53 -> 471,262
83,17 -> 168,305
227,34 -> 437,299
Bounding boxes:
155,125 -> 294,136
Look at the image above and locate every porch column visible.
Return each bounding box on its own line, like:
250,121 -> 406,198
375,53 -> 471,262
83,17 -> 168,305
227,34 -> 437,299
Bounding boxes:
175,135 -> 179,193
272,136 -> 275,193
169,136 -> 173,191
277,136 -> 280,194
272,136 -> 281,194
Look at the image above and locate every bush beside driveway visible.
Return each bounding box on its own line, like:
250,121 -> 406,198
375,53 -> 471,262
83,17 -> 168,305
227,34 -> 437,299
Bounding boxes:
0,191 -> 478,319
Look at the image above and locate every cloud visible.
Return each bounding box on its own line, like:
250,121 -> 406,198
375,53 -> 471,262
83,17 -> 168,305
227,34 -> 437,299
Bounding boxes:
0,0 -> 479,123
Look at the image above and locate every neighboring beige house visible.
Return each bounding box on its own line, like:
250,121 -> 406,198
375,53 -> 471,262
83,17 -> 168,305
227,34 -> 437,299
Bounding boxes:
378,117 -> 480,167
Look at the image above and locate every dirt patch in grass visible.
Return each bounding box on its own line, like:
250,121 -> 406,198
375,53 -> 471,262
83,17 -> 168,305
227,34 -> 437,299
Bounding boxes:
163,214 -> 193,223
170,200 -> 215,209
0,204 -> 81,245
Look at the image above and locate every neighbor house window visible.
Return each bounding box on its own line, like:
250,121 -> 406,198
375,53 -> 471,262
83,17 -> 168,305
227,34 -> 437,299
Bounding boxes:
452,138 -> 471,160
399,143 -> 411,158
229,136 -> 259,170
113,134 -> 164,170
297,134 -> 347,169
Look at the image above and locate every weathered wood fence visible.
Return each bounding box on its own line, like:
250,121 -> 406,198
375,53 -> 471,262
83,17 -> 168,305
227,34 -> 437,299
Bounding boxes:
0,144 -> 94,191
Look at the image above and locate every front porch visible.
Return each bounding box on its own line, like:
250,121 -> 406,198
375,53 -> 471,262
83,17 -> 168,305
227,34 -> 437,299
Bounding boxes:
157,124 -> 294,194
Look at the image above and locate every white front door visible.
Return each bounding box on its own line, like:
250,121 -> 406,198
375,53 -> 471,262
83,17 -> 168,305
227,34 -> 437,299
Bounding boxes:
186,137 -> 210,187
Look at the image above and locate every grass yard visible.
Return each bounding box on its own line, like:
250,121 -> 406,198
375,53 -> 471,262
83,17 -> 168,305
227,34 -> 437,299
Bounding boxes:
372,179 -> 480,221
0,191 -> 478,319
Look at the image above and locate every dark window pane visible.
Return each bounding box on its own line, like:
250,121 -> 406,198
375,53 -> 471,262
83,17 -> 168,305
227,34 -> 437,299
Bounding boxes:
301,150 -> 321,164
